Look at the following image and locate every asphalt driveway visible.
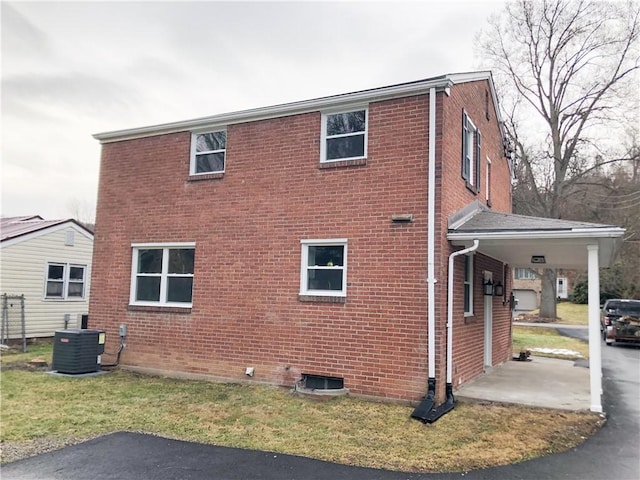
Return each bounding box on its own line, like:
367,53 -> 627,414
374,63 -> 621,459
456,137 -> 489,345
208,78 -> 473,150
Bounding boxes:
3,328 -> 639,480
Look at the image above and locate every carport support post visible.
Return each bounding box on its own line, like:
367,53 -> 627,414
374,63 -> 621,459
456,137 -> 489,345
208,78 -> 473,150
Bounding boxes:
587,244 -> 602,413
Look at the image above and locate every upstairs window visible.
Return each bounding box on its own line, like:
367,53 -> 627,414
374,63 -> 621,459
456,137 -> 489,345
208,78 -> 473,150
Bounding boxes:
191,130 -> 226,175
321,109 -> 367,162
45,263 -> 86,300
462,111 -> 481,190
130,243 -> 195,307
300,239 -> 347,297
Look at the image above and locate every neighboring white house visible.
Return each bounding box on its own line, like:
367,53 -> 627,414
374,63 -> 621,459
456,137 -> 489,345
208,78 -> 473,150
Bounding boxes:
0,216 -> 94,339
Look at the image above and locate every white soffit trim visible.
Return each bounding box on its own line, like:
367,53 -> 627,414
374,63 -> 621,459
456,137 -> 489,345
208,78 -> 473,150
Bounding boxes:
93,73 -> 496,144
447,227 -> 626,241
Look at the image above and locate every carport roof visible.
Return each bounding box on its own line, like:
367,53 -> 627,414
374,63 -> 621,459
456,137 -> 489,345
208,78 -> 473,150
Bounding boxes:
447,201 -> 625,269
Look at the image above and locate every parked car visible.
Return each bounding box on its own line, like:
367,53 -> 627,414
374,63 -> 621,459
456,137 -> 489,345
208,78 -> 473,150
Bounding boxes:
601,299 -> 640,346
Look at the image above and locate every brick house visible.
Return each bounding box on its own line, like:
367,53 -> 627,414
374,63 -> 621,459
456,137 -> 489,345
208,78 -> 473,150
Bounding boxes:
512,268 -> 579,313
90,71 -> 623,416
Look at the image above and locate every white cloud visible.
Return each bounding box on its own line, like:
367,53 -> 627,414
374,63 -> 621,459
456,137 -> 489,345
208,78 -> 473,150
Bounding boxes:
1,0 -> 506,221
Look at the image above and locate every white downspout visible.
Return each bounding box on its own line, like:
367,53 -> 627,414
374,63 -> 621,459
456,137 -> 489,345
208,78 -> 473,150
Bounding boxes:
410,87 -> 439,422
447,240 -> 479,383
427,87 -> 437,380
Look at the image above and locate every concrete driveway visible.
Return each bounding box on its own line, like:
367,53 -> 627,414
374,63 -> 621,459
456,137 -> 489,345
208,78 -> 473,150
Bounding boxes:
3,327 -> 639,480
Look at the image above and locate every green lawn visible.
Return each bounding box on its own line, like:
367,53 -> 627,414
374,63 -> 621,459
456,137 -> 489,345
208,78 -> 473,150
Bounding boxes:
513,326 -> 589,360
1,343 -> 602,472
524,302 -> 589,325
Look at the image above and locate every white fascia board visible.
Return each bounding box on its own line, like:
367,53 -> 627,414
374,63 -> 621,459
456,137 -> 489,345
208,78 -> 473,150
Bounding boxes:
450,71 -> 506,155
447,227 -> 626,242
93,77 -> 457,144
447,71 -> 493,83
0,222 -> 93,249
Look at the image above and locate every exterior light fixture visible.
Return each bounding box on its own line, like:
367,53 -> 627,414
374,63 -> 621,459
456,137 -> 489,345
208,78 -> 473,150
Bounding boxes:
531,255 -> 546,264
493,281 -> 504,297
483,279 -> 494,296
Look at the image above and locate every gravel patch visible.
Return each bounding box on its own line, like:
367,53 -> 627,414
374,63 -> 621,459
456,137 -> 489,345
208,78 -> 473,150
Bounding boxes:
0,435 -> 100,464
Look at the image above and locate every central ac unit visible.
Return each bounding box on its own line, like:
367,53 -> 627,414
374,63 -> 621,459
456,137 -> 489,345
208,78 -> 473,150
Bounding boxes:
52,329 -> 106,374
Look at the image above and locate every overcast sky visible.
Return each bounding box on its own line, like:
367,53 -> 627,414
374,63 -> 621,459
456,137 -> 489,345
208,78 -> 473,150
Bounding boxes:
1,1 -> 506,222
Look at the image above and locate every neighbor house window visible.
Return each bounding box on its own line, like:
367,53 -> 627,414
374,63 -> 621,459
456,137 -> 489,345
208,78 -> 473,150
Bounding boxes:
514,268 -> 537,280
130,243 -> 195,307
300,239 -> 347,296
462,111 -> 481,189
190,130 -> 226,175
321,109 -> 367,162
464,254 -> 474,316
45,263 -> 86,300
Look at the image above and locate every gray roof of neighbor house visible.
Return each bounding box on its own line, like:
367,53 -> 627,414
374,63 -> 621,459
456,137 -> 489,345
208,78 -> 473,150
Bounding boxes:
1,216 -> 93,243
93,71 -> 502,143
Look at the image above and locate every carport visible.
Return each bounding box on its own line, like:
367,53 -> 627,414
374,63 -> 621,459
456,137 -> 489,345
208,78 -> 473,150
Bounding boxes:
448,201 -> 625,412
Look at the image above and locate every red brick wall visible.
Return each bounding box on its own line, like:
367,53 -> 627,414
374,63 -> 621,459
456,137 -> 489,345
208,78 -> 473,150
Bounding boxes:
90,82 -> 513,403
433,80 -> 514,393
91,95 -> 434,401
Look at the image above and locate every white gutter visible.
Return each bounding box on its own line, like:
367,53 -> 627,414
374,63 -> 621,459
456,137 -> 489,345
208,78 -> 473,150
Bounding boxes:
447,240 -> 480,383
427,87 -> 437,380
448,228 -> 625,242
94,71 -> 502,144
93,76 -> 458,143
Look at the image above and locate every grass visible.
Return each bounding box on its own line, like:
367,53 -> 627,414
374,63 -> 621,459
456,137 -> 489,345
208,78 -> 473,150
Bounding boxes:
0,342 -> 602,472
513,326 -> 590,360
522,302 -> 589,325
555,302 -> 589,325
514,302 -> 591,359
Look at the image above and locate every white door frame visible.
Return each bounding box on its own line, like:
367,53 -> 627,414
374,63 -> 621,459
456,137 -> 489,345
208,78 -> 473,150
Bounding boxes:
483,271 -> 493,369
557,276 -> 568,299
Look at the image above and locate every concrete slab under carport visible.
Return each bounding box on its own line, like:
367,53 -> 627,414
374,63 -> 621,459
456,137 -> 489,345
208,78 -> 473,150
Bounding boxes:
455,355 -> 590,411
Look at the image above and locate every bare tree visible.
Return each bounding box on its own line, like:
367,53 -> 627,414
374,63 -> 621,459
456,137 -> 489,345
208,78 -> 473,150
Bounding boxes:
67,198 -> 96,227
479,0 -> 640,317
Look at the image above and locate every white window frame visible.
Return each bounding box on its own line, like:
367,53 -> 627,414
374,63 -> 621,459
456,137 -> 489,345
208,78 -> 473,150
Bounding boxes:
464,254 -> 474,316
514,268 -> 537,280
130,242 -> 196,308
300,239 -> 348,297
486,156 -> 492,203
44,263 -> 87,300
462,111 -> 481,188
190,129 -> 227,175
320,107 -> 368,163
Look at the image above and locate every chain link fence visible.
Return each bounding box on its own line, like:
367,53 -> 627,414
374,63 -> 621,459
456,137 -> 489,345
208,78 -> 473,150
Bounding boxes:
1,294 -> 26,352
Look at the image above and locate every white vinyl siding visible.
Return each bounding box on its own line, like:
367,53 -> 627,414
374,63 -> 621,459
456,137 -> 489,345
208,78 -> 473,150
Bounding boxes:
0,224 -> 93,338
